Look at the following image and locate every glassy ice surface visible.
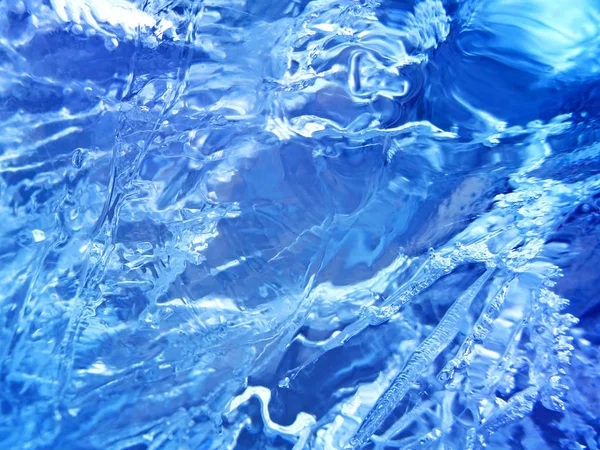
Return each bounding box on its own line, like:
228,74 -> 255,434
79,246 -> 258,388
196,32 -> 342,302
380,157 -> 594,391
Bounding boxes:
1,0 -> 600,448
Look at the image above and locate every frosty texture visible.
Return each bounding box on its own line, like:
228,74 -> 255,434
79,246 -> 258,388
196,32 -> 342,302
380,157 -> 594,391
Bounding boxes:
0,0 -> 599,449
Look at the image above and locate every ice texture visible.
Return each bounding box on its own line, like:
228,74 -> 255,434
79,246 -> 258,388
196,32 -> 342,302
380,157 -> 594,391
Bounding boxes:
1,0 -> 600,449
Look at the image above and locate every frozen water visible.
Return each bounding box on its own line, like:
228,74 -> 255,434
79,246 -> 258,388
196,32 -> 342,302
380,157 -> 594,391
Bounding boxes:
0,0 -> 599,449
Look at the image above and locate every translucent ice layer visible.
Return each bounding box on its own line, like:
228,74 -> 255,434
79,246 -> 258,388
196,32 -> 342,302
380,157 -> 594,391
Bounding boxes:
0,0 -> 599,449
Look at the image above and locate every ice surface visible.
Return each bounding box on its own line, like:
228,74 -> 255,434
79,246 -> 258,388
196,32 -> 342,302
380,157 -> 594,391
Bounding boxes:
1,0 -> 599,449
